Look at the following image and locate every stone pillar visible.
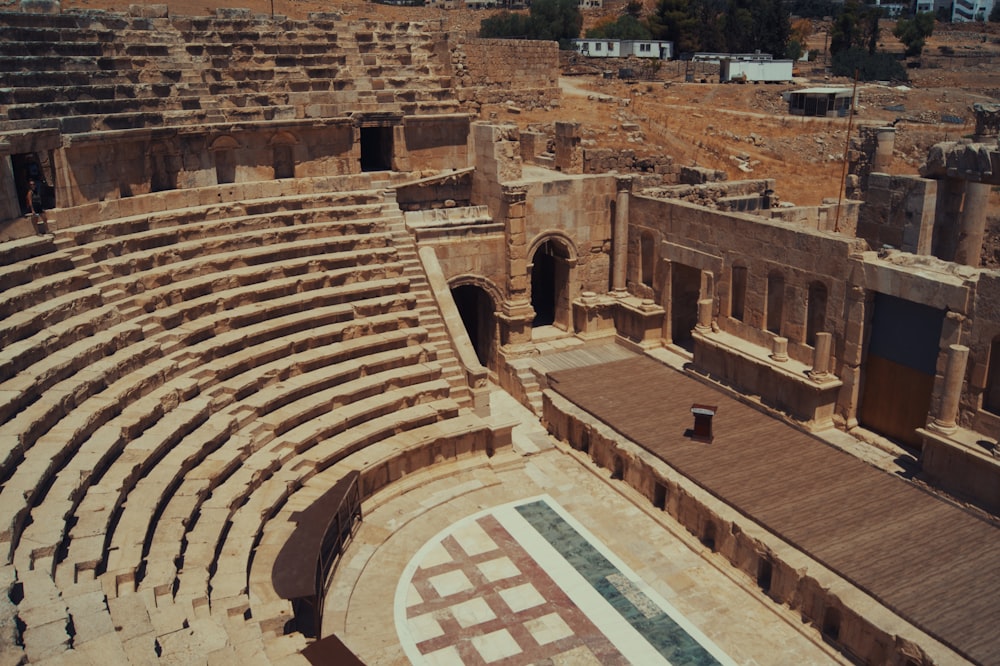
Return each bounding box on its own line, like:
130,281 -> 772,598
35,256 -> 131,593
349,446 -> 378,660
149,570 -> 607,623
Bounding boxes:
770,336 -> 788,362
498,184 -> 534,351
611,176 -> 632,297
954,182 -> 990,268
872,127 -> 895,173
696,298 -> 713,332
810,332 -> 833,379
554,121 -> 582,174
930,344 -> 969,433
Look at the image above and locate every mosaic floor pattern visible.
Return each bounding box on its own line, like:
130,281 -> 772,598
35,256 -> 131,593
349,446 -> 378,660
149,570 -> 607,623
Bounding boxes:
396,495 -> 735,666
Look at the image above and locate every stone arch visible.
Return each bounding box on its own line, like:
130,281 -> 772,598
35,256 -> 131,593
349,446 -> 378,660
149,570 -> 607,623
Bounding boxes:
527,232 -> 579,331
270,131 -> 298,180
526,230 -> 579,266
448,275 -> 502,370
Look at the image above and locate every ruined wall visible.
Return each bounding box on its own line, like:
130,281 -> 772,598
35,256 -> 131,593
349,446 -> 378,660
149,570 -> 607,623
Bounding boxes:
629,194 -> 868,367
396,114 -> 472,172
524,174 -> 616,296
854,174 -> 937,255
967,271 -> 1000,439
58,122 -> 356,206
451,37 -> 561,111
582,149 -> 677,180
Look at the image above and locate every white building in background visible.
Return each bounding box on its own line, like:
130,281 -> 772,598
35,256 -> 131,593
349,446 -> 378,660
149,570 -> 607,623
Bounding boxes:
571,39 -> 673,60
720,58 -> 794,83
952,0 -> 995,20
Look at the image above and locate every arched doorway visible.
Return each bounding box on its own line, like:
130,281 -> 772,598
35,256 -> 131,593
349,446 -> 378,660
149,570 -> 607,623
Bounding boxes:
529,239 -> 573,330
450,283 -> 497,370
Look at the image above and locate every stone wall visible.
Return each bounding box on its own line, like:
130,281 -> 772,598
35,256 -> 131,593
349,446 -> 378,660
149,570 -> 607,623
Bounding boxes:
524,174 -> 616,297
396,114 -> 473,172
451,37 -> 561,111
582,148 -> 677,179
56,120 -> 356,207
855,173 -> 937,255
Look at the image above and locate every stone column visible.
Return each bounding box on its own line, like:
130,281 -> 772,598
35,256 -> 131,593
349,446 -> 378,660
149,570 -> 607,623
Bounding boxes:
872,127 -> 895,173
696,298 -> 713,332
498,184 -> 534,351
770,337 -> 788,362
954,182 -> 990,267
612,176 -> 632,297
930,344 -> 970,434
810,332 -> 833,379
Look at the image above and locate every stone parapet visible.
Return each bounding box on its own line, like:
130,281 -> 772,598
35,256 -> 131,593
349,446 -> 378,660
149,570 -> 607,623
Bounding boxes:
691,328 -> 842,430
613,297 -> 665,350
571,291 -> 616,340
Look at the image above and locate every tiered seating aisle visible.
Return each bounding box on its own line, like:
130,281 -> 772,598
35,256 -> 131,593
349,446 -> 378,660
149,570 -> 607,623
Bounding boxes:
0,176 -> 499,663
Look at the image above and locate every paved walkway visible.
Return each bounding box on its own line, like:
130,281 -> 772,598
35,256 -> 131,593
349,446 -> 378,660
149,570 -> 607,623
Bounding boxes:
547,356 -> 1000,666
327,390 -> 848,665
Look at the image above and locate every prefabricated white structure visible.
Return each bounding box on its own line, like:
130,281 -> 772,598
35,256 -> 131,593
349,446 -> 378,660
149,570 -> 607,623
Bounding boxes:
720,58 -> 794,83
622,40 -> 673,59
572,39 -> 673,59
573,39 -> 623,57
785,87 -> 856,117
693,52 -> 772,63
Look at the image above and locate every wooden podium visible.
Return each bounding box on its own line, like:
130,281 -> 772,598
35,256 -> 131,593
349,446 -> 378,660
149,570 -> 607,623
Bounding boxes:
690,404 -> 718,442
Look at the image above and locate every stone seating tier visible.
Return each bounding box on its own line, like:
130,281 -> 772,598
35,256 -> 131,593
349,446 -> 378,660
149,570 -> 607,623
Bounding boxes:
0,285 -> 421,555
59,312 -> 427,577
0,223 -> 395,347
0,10 -> 457,131
0,162 -> 485,661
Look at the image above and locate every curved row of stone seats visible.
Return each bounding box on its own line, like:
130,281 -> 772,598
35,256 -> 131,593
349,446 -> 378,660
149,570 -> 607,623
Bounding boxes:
0,273 -> 415,555
0,10 -> 457,132
0,173 -> 491,661
0,240 -> 405,441
57,310 -> 426,581
1,186 -> 389,330
242,412 -> 490,653
0,212 -> 396,377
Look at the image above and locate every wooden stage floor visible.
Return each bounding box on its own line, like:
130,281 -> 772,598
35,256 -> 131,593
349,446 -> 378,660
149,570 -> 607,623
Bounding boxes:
547,356 -> 1000,665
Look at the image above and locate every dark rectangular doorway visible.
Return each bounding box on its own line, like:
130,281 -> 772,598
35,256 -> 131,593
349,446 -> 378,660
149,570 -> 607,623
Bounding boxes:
360,126 -> 393,172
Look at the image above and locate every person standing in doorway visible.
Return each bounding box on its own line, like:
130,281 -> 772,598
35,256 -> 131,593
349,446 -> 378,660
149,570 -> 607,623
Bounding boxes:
26,179 -> 47,233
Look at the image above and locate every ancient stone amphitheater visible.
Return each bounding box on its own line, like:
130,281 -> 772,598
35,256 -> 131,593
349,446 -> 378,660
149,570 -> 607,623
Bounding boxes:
0,6 -> 529,663
3,4 -> 1000,666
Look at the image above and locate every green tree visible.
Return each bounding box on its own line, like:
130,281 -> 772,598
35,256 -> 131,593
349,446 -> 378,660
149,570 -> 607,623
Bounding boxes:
528,0 -> 584,46
721,0 -> 789,56
894,11 -> 935,58
831,0 -> 882,56
830,0 -> 860,55
786,38 -> 803,61
479,11 -> 531,39
647,0 -> 701,53
587,14 -> 652,40
478,0 -> 582,47
832,46 -> 907,81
